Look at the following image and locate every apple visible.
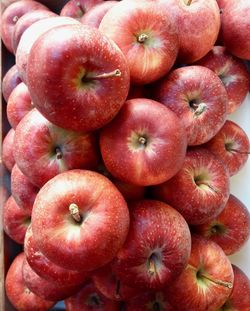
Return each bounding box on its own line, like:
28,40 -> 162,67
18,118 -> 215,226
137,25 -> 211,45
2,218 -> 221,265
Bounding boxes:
154,65 -> 228,146
11,164 -> 39,211
166,235 -> 234,311
2,64 -> 22,102
64,281 -> 121,311
221,0 -> 250,60
26,23 -> 130,132
7,82 -> 33,129
205,120 -> 250,176
14,109 -> 99,188
3,196 -> 31,244
1,0 -> 19,13
193,194 -> 250,255
153,148 -> 230,225
113,200 -> 191,290
24,225 -> 89,286
100,98 -> 187,186
195,46 -> 250,113
81,1 -> 117,28
99,0 -> 179,85
2,128 -> 15,172
1,0 -> 49,53
60,0 -> 103,20
31,169 -> 130,271
5,253 -> 56,311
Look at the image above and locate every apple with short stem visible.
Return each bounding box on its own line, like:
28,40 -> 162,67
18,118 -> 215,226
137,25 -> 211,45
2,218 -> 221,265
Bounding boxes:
60,0 -> 103,20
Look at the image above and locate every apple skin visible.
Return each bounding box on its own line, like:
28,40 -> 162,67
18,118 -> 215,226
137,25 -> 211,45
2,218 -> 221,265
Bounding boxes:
166,235 -> 234,311
31,169 -> 130,271
221,0 -> 250,60
204,120 -> 250,176
113,200 -> 191,290
2,64 -> 22,102
153,148 -> 230,225
99,0 -> 178,84
1,0 -> 49,53
3,196 -> 31,244
7,82 -> 33,129
24,225 -> 89,286
26,23 -> 130,132
154,65 -> 228,146
5,253 -> 56,311
14,109 -> 99,188
193,194 -> 250,256
64,281 -> 121,311
195,46 -> 250,113
11,164 -> 39,211
1,0 -> 19,13
2,128 -> 15,172
60,0 -> 103,20
100,98 -> 187,186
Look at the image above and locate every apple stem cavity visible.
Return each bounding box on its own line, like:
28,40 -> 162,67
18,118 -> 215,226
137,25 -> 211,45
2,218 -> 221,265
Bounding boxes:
137,33 -> 149,43
115,280 -> 121,299
69,203 -> 82,223
55,147 -> 63,160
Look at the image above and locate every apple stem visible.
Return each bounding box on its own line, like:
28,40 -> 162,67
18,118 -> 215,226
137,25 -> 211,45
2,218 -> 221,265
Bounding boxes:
115,280 -> 121,299
138,136 -> 147,145
76,2 -> 85,14
148,255 -> 157,275
88,69 -> 121,80
193,103 -> 207,117
227,148 -> 250,155
187,0 -> 192,5
55,147 -> 63,160
195,180 -> 219,193
137,33 -> 149,43
13,15 -> 19,23
24,288 -> 31,294
69,203 -> 82,223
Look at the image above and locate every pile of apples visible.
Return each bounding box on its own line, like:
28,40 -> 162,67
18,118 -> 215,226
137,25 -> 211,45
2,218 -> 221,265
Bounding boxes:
2,0 -> 250,310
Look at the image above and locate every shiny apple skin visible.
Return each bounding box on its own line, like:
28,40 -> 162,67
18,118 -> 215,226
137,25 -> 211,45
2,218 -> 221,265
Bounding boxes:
24,226 -> 89,286
166,235 -> 234,311
154,65 -> 228,146
14,109 -> 99,188
99,0 -> 178,84
5,253 -> 56,311
205,120 -> 250,176
60,0 -> 103,20
196,46 -> 250,113
100,98 -> 187,186
2,128 -> 15,172
31,170 -> 130,271
64,281 -> 121,311
194,194 -> 250,255
2,64 -> 22,102
26,23 -> 130,132
114,200 -> 191,290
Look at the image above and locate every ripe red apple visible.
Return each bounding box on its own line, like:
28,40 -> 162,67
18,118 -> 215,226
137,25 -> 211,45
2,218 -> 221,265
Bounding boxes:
31,169 -> 130,271
2,64 -> 22,102
1,0 -> 49,53
24,225 -> 89,286
195,46 -> 250,113
14,109 -> 99,188
11,164 -> 39,211
193,194 -> 250,255
7,82 -> 33,129
100,98 -> 187,186
26,23 -> 130,132
221,0 -> 250,60
205,120 -> 250,176
5,253 -> 56,311
113,200 -> 191,290
64,281 -> 121,311
99,0 -> 178,84
3,196 -> 31,244
153,148 -> 230,225
166,235 -> 234,311
154,65 -> 228,146
2,128 -> 15,172
60,0 -> 103,20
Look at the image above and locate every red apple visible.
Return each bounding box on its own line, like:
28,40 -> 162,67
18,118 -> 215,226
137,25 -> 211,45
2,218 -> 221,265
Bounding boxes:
193,194 -> 250,255
60,0 -> 103,20
205,120 -> 250,176
14,109 -> 99,188
100,98 -> 187,186
2,128 -> 15,172
7,82 -> 33,129
154,65 -> 228,146
166,235 -> 234,311
153,148 -> 230,225
3,196 -> 31,244
196,46 -> 250,113
24,225 -> 89,286
99,0 -> 179,84
26,23 -> 130,132
2,64 -> 22,102
1,0 -> 49,53
113,200 -> 191,290
31,169 -> 130,271
64,281 -> 121,311
11,164 -> 39,210
5,253 -> 56,311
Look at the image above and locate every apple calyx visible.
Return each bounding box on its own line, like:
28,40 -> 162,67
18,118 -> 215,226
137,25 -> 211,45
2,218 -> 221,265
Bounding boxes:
13,16 -> 19,23
87,293 -> 103,307
84,69 -> 121,81
55,147 -> 63,160
24,288 -> 31,295
69,203 -> 82,223
115,279 -> 121,299
137,33 -> 149,44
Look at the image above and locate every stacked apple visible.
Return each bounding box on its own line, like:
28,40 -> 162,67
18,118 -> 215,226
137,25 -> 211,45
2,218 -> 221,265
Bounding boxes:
1,0 -> 250,310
